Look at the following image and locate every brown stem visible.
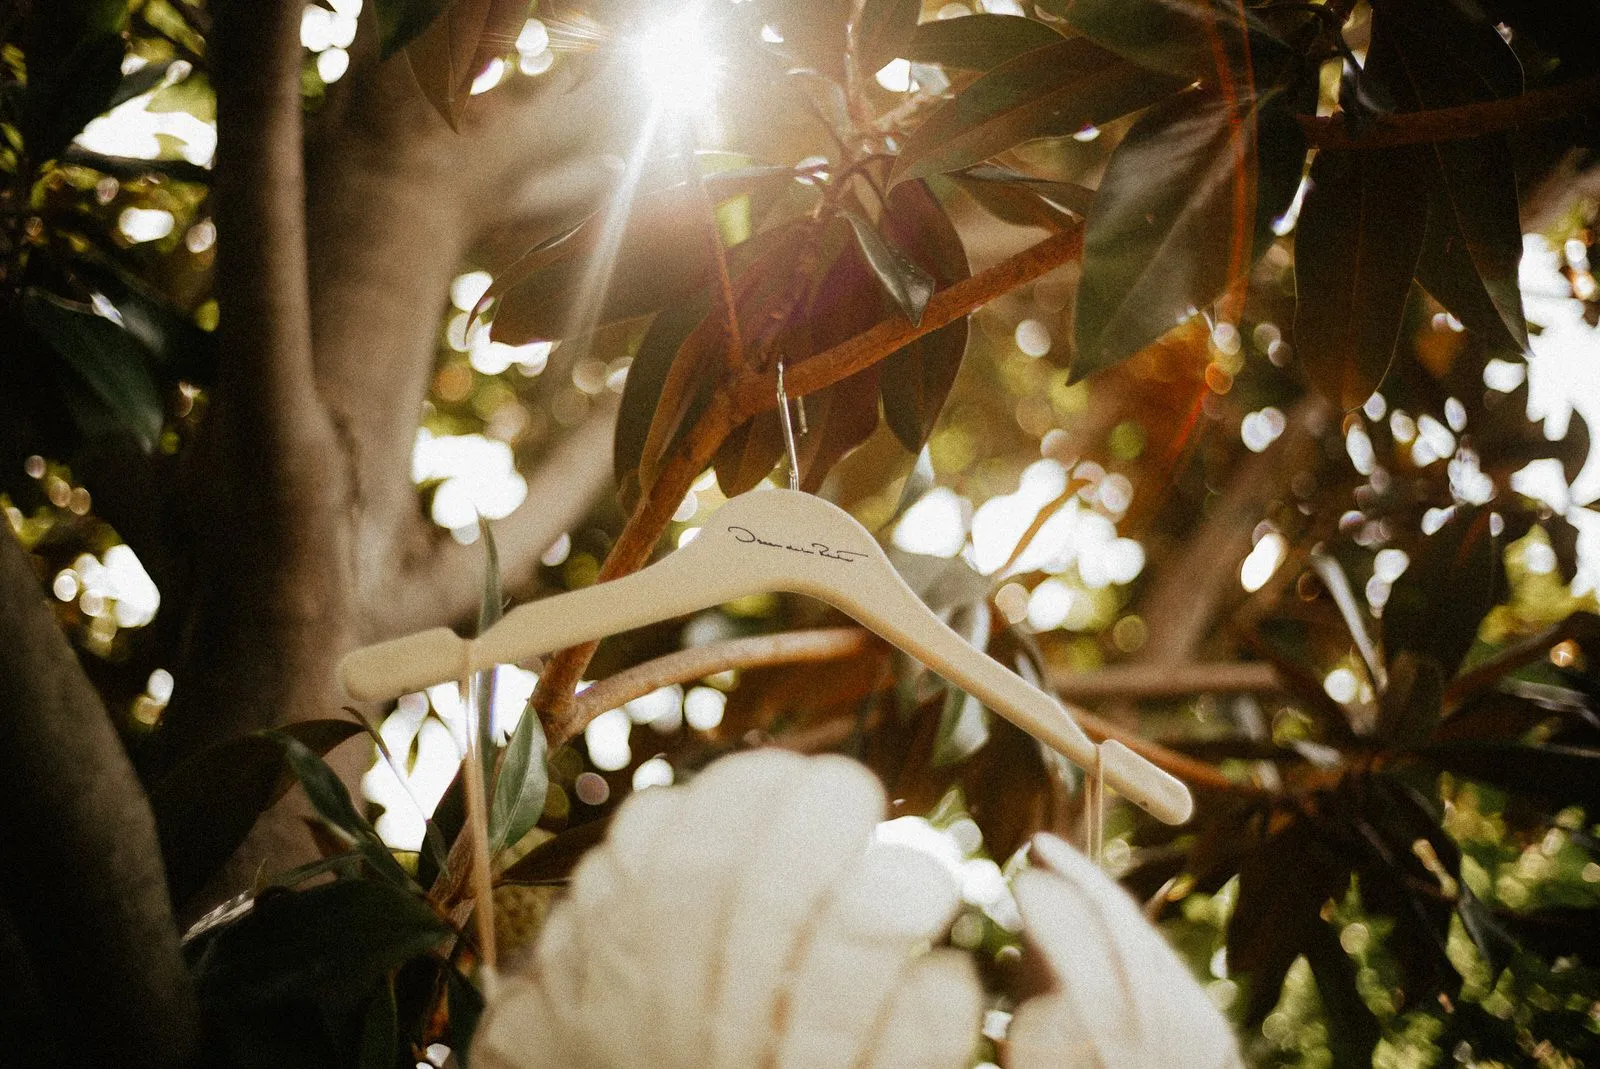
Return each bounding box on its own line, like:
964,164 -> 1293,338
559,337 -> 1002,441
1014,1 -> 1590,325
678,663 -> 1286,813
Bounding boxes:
556,627 -> 876,747
532,228 -> 1085,731
1051,660 -> 1283,703
1073,706 -> 1268,797
1299,74 -> 1600,150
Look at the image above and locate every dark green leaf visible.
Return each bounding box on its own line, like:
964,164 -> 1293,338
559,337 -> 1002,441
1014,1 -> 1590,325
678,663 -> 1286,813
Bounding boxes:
955,165 -> 1095,216
152,719 -> 366,905
843,210 -> 934,326
1229,819 -> 1352,1025
1366,0 -> 1527,352
905,14 -> 1065,71
1049,0 -> 1293,84
375,0 -> 451,57
1376,650 -> 1445,748
1419,741 -> 1600,813
357,978 -> 398,1069
476,518 -> 502,786
1072,86 -> 1305,380
614,300 -> 710,501
447,966 -> 485,1063
890,38 -> 1186,186
1293,146 -> 1430,411
1303,915 -> 1382,1067
22,289 -> 164,451
497,815 -> 611,885
856,0 -> 921,76
488,703 -> 549,856
20,28 -> 126,163
879,180 -> 970,451
280,736 -> 413,887
1382,507 -> 1498,677
1457,886 -> 1520,977
194,879 -> 451,1009
713,410 -> 787,496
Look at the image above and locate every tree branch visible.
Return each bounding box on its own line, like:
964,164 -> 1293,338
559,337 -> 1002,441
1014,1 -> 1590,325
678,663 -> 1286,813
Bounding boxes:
1051,660 -> 1283,703
1299,73 -> 1600,150
0,529 -> 199,1065
557,627 -> 876,746
532,228 -> 1085,731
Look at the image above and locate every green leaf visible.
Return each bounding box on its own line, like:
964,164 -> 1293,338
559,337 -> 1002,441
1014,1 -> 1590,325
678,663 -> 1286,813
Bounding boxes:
1049,0 -> 1293,84
955,165 -> 1095,217
19,8 -> 127,162
280,736 -> 413,888
1293,146 -> 1430,411
374,0 -> 451,57
1376,651 -> 1445,749
22,289 -> 164,451
1382,507 -> 1498,678
405,0 -> 529,130
713,410 -> 786,497
357,978 -> 399,1069
1072,86 -> 1305,380
856,0 -> 921,76
1366,0 -> 1527,352
488,703 -> 549,857
151,719 -> 366,906
1419,741 -> 1600,813
476,517 -> 503,786
447,966 -> 486,1063
1415,188 -> 1525,352
843,210 -> 934,326
879,180 -> 970,452
890,38 -> 1185,187
615,302 -> 708,503
905,14 -> 1065,71
192,878 -> 451,1009
496,815 -> 611,885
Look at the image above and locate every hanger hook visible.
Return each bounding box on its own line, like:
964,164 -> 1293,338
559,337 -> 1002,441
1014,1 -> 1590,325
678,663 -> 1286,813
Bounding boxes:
776,357 -> 800,492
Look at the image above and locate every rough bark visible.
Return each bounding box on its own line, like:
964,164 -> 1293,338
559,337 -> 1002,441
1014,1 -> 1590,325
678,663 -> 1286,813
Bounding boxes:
0,530 -> 199,1066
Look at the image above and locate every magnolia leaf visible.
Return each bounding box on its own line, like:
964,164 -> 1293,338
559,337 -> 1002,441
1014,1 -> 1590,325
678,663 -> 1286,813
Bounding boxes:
1366,0 -> 1527,352
280,736 -> 412,888
1293,146 -> 1430,411
713,410 -> 787,497
905,14 -> 1064,71
889,38 -> 1185,187
1072,86 -> 1305,381
472,751 -> 982,1069
879,180 -> 970,452
1382,507 -> 1498,678
855,0 -> 921,77
1050,0 -> 1292,84
1008,833 -> 1244,1069
405,0 -> 528,130
23,289 -> 165,452
375,0 -> 451,56
842,211 -> 934,326
615,301 -> 708,499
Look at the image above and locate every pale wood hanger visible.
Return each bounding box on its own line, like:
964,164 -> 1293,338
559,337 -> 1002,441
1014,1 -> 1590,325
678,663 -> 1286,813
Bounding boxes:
340,367 -> 1192,825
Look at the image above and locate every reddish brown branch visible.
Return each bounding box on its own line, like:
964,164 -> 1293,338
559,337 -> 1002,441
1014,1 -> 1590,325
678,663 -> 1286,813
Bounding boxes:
1300,74 -> 1600,150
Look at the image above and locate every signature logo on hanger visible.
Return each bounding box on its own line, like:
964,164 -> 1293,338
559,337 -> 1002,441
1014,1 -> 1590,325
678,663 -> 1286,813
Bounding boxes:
726,525 -> 868,563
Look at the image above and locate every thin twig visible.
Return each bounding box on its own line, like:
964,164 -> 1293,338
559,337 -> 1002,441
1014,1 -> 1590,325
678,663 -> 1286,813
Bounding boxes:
1299,74 -> 1600,150
1051,661 -> 1283,703
555,627 -> 876,746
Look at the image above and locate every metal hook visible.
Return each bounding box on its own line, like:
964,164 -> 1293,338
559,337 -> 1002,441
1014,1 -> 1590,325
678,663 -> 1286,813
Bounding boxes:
776,358 -> 801,492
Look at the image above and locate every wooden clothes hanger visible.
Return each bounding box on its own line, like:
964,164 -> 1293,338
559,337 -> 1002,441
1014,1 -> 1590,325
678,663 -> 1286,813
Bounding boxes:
339,371 -> 1193,826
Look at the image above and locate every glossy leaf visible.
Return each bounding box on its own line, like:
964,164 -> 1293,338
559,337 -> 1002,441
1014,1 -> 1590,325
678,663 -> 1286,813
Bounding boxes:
193,878 -> 451,1008
151,719 -> 366,906
1376,650 -> 1445,749
1072,86 -> 1305,380
357,979 -> 399,1069
22,289 -> 164,452
614,301 -> 710,500
1293,146 -> 1430,411
1302,914 -> 1382,1066
489,700 -> 550,857
497,816 -> 611,885
855,0 -> 921,76
375,0 -> 451,57
281,736 -> 413,887
1419,741 -> 1600,813
879,180 -> 970,452
955,165 -> 1095,217
889,38 -> 1185,187
406,0 -> 528,130
843,211 -> 934,326
1049,0 -> 1293,84
905,14 -> 1064,71
713,410 -> 787,496
1415,188 -> 1526,353
1382,507 -> 1497,678
1366,0 -> 1527,352
637,312 -> 724,495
